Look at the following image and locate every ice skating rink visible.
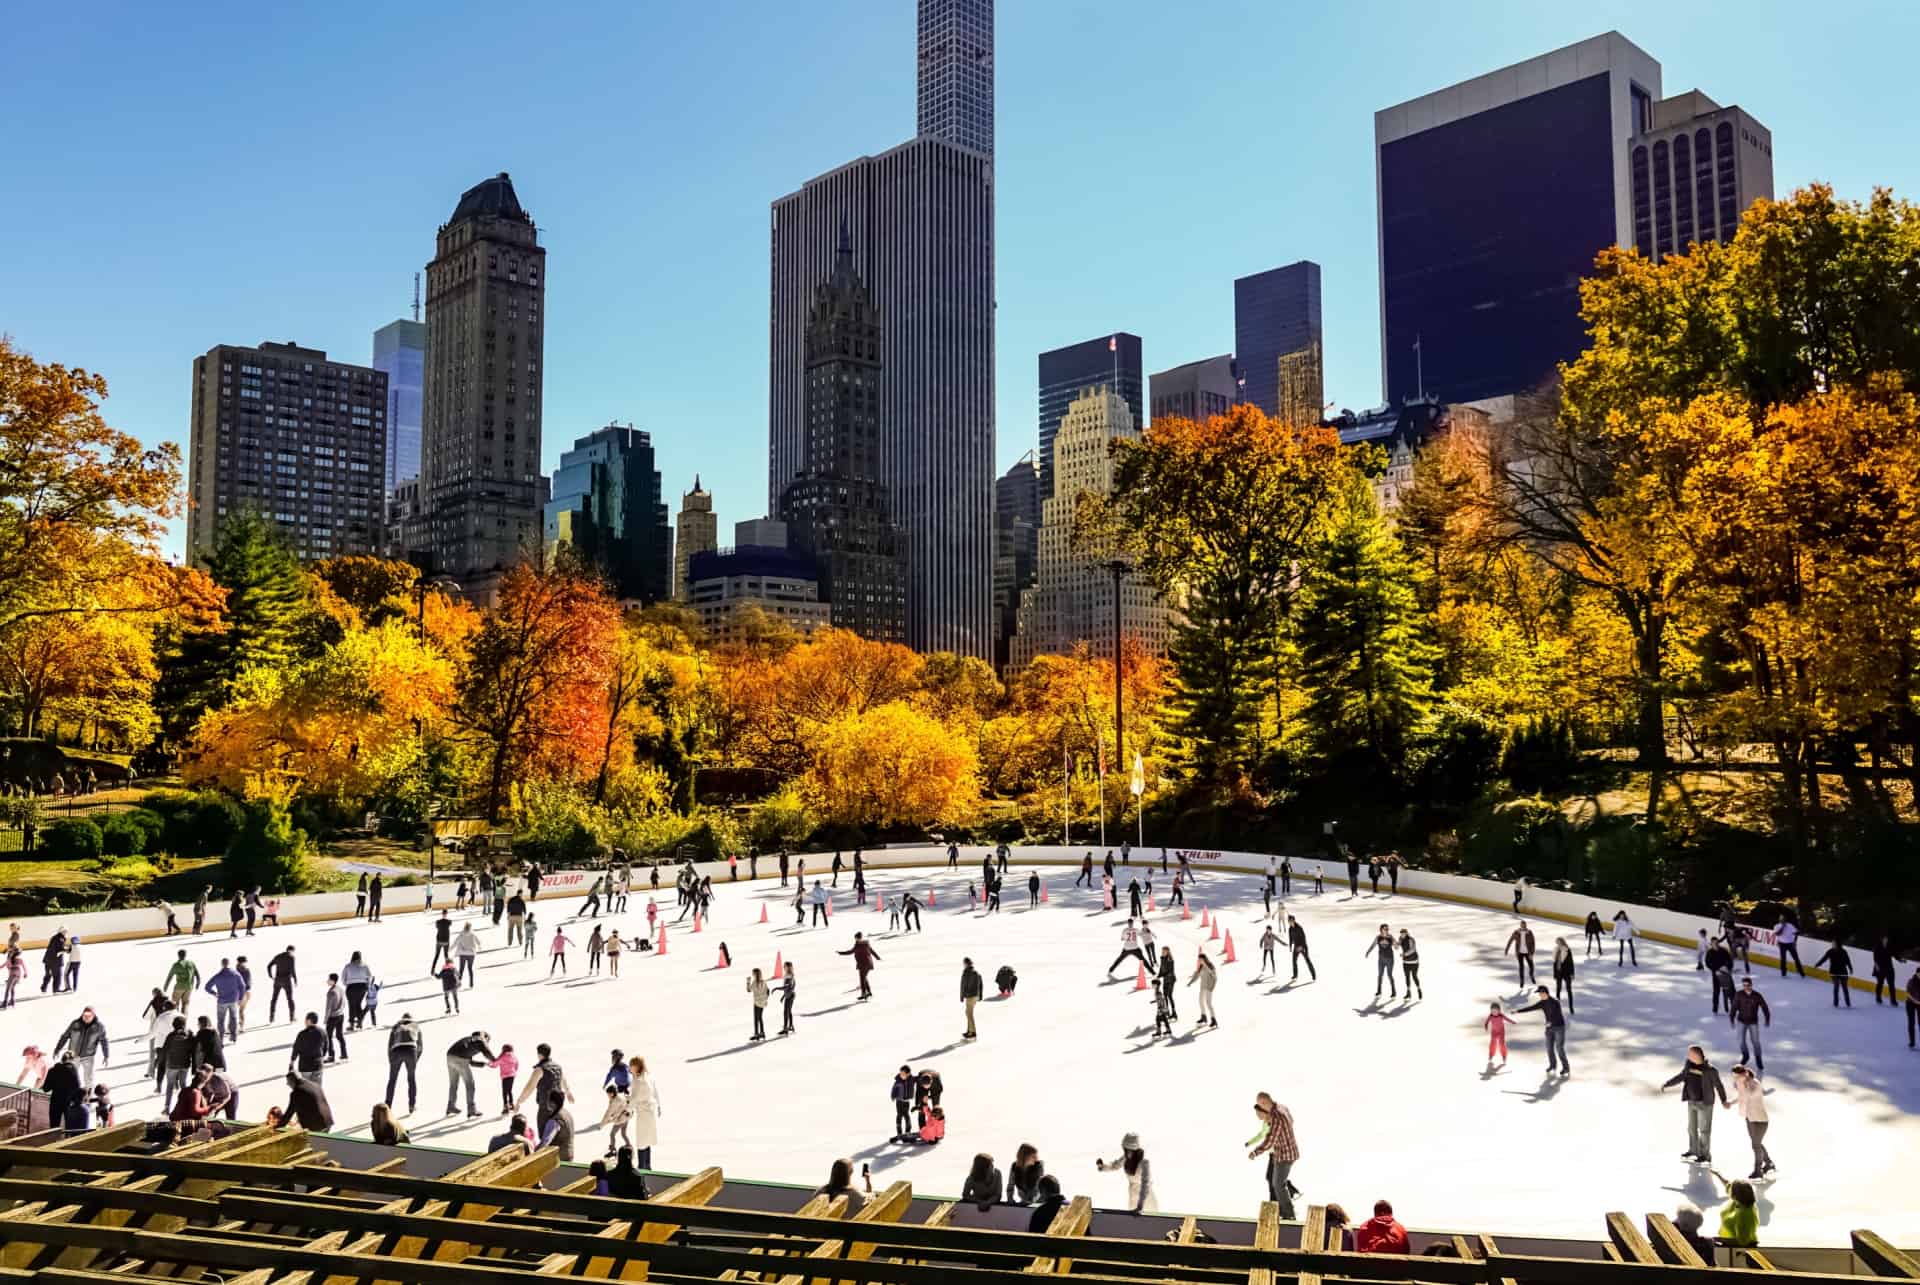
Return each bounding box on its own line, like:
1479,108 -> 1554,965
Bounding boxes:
6,863 -> 1916,1244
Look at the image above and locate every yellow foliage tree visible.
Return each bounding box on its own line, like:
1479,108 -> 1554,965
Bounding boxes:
804,701 -> 980,828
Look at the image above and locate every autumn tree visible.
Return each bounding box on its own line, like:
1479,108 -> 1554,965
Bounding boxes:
184,618 -> 457,802
454,562 -> 621,820
804,701 -> 980,828
1100,404 -> 1354,786
314,555 -> 421,627
0,338 -> 216,637
0,609 -> 157,743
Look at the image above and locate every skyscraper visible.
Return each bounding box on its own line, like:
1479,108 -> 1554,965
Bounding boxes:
1149,355 -> 1241,424
187,341 -> 386,563
1234,262 -> 1322,422
1010,388 -> 1170,669
992,453 -> 1039,672
778,229 -> 907,644
1376,33 -> 1662,406
1037,334 -> 1141,500
543,423 -> 671,604
1629,91 -> 1773,262
420,171 -> 546,582
673,477 -> 717,602
372,319 -> 425,493
917,0 -> 994,157
769,2 -> 994,656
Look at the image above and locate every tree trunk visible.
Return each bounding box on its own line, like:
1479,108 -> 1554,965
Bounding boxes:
1633,609 -> 1667,767
484,740 -> 509,823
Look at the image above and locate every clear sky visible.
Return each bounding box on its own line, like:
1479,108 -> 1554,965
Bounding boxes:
5,1 -> 1916,554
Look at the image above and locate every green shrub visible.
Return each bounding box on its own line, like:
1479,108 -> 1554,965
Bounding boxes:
1462,795 -> 1573,879
98,812 -> 149,858
138,789 -> 198,820
122,807 -> 167,850
171,796 -> 244,860
1412,704 -> 1503,807
222,797 -> 308,893
42,818 -> 104,861
748,785 -> 814,852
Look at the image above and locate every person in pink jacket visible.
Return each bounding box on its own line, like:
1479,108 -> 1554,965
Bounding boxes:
1485,1001 -> 1515,1068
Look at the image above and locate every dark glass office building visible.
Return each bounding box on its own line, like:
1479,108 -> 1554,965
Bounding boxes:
542,423 -> 672,603
1375,33 -> 1663,407
1233,263 -> 1321,421
1037,333 -> 1140,499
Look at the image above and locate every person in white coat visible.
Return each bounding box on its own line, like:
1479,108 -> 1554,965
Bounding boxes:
1187,951 -> 1219,1027
1095,1131 -> 1156,1213
1730,1063 -> 1774,1180
626,1054 -> 661,1172
1612,911 -> 1638,967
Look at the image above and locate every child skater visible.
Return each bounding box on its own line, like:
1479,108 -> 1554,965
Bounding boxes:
1485,1001 -> 1514,1069
601,1083 -> 632,1155
495,1043 -> 519,1114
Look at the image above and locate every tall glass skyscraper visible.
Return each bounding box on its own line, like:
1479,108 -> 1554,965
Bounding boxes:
1233,262 -> 1322,422
372,319 -> 425,493
1375,33 -> 1662,406
1037,333 -> 1141,500
770,0 -> 994,657
917,0 -> 993,157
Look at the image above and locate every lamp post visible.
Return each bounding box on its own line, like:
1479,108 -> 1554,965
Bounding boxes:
1104,557 -> 1131,842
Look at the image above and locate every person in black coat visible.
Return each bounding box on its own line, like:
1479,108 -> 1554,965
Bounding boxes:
1814,939 -> 1854,1008
191,1015 -> 226,1071
1287,916 -> 1315,981
289,1013 -> 328,1082
1661,1045 -> 1730,1163
1027,1175 -> 1066,1232
274,1071 -> 334,1131
44,1052 -> 87,1129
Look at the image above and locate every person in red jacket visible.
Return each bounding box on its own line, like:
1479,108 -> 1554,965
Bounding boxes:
837,932 -> 881,1001
1354,1200 -> 1410,1254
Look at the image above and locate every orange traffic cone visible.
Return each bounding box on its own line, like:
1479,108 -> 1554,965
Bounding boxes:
1147,894 -> 1156,912
1134,962 -> 1149,991
1040,884 -> 1049,904
1181,901 -> 1191,921
824,895 -> 832,921
716,943 -> 731,968
1222,930 -> 1237,964
928,887 -> 936,907
693,912 -> 703,933
657,925 -> 668,955
1209,916 -> 1221,942
1200,907 -> 1211,928
773,950 -> 783,976
758,903 -> 768,925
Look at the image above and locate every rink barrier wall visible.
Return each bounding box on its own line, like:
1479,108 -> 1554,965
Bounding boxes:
6,843 -> 1895,994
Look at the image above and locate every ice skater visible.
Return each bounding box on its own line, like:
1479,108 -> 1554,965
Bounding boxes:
1814,938 -> 1854,1006
1187,950 -> 1219,1027
960,957 -> 982,1040
1076,853 -> 1093,888
586,925 -> 605,974
746,968 -> 769,1041
1484,1002 -> 1513,1069
1729,976 -> 1770,1071
1504,921 -> 1538,988
1397,929 -> 1422,999
1094,1133 -> 1157,1213
1516,985 -> 1569,1076
1871,936 -> 1898,1003
838,932 -> 881,1000
1364,924 -> 1397,999
1776,916 -> 1806,978
1662,1045 -> 1730,1162
890,1065 -> 915,1141
1027,871 -> 1040,909
1258,922 -> 1280,977
779,962 -> 797,1035
1729,1063 -> 1774,1179
1156,945 -> 1178,1021
902,892 -> 923,932
1107,920 -> 1148,977
549,927 -> 576,976
429,912 -> 453,973
1288,915 -> 1316,981
1551,938 -> 1574,1013
1613,910 -> 1638,966
1127,877 -> 1143,918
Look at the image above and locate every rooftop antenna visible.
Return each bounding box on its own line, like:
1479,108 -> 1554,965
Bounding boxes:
412,273 -> 421,322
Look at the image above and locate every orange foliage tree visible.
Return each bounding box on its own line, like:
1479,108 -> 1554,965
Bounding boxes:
454,562 -> 622,820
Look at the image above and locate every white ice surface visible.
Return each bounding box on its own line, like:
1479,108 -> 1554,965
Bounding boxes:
6,865 -> 1916,1245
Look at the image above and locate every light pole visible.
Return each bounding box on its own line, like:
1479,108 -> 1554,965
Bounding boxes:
1104,557 -> 1131,843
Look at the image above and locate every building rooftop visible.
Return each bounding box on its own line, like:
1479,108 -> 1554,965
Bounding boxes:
449,171 -> 530,224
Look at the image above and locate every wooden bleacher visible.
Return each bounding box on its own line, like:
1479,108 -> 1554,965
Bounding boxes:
0,1131 -> 1908,1284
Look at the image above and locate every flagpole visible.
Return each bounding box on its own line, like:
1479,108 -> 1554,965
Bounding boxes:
1062,736 -> 1071,846
1097,728 -> 1107,849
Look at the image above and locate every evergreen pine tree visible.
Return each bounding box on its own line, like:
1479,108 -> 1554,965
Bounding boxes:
1297,484 -> 1437,776
153,510 -> 317,742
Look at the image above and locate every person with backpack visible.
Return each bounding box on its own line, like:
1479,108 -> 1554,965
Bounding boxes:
384,1013 -> 422,1113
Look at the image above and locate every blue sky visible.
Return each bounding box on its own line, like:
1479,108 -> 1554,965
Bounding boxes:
5,1 -> 1916,553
